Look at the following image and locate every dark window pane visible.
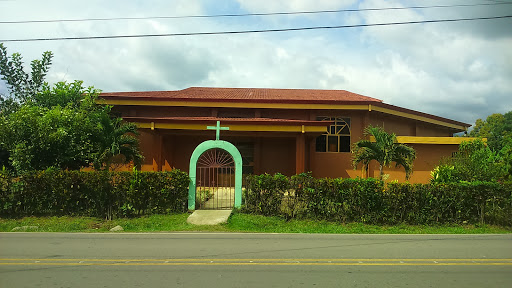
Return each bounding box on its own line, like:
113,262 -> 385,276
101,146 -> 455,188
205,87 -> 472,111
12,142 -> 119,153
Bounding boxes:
316,135 -> 326,152
330,125 -> 336,134
340,136 -> 351,152
328,136 -> 338,152
340,125 -> 350,134
243,166 -> 254,174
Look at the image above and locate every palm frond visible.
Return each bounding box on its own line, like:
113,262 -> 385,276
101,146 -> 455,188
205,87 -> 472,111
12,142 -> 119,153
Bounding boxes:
353,125 -> 416,180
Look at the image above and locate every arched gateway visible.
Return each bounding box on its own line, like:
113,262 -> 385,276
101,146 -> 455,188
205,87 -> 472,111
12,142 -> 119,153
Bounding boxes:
188,122 -> 242,210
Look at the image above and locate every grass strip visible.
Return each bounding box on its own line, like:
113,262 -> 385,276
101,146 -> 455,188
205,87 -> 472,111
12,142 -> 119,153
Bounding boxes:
0,213 -> 511,234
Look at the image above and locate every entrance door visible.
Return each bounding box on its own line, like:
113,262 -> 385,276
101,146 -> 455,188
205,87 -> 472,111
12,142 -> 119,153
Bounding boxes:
196,148 -> 235,210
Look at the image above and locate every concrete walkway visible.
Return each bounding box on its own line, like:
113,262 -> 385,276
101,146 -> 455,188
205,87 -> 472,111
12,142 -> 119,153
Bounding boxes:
187,210 -> 232,225
199,187 -> 234,209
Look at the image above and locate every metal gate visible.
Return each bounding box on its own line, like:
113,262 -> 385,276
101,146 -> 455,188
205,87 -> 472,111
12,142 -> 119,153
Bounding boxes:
196,148 -> 235,210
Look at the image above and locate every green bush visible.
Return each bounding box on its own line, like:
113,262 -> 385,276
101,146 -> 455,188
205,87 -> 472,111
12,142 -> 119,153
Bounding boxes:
243,173 -> 512,226
243,173 -> 289,216
0,169 -> 190,218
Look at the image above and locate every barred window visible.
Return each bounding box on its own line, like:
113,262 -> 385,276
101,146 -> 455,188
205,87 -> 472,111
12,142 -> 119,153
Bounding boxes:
315,117 -> 351,153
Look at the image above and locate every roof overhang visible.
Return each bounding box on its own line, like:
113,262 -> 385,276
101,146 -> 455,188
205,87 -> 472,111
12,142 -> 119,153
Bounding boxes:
98,89 -> 471,133
123,117 -> 332,133
370,136 -> 483,145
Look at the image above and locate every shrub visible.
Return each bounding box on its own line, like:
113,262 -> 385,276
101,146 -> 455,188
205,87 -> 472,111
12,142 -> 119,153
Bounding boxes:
0,169 -> 189,218
243,173 -> 512,226
243,173 -> 289,216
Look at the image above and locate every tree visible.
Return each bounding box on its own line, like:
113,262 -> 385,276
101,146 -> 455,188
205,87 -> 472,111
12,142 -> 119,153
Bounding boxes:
0,44 -> 53,167
91,110 -> 142,171
0,80 -> 142,174
0,43 -> 53,106
431,139 -> 506,183
352,126 -> 416,180
499,135 -> 512,180
469,111 -> 512,152
0,45 -> 142,173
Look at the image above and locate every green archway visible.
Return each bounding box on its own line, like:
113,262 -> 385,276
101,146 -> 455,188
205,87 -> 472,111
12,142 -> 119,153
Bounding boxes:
188,140 -> 243,210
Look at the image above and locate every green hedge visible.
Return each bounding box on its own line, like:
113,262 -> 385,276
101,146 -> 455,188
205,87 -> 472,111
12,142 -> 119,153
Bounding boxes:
243,173 -> 512,226
0,169 -> 190,219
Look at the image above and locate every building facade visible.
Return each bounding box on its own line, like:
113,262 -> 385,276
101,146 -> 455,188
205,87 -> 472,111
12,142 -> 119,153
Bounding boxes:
100,87 -> 472,183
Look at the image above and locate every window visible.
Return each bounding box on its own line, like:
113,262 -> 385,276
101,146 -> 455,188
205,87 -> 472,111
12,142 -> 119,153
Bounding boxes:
234,142 -> 254,175
315,117 -> 351,152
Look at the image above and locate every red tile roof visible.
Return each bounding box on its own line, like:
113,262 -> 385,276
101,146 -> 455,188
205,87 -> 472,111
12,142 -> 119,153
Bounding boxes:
100,87 -> 471,130
100,87 -> 383,104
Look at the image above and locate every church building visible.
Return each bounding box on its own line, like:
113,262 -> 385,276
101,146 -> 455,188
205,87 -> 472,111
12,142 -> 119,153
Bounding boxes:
100,87 -> 472,183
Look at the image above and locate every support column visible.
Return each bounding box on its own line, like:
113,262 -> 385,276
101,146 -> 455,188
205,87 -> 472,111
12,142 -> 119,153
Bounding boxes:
295,133 -> 306,175
152,133 -> 163,171
162,135 -> 173,171
254,137 -> 262,175
362,111 -> 370,178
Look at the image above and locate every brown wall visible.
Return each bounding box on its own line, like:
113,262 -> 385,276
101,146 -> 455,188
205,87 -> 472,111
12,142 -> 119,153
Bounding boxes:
369,114 -> 415,136
140,131 -> 297,177
415,123 -> 453,137
258,137 -> 296,176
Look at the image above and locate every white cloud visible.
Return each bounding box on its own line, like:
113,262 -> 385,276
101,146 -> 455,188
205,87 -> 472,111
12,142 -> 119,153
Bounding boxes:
236,0 -> 357,12
0,0 -> 511,125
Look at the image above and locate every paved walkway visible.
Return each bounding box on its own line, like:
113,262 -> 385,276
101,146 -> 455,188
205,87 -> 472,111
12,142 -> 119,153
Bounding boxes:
187,210 -> 232,225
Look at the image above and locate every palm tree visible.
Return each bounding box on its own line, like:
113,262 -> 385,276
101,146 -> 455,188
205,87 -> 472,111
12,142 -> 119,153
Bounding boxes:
92,112 -> 143,171
352,126 -> 416,180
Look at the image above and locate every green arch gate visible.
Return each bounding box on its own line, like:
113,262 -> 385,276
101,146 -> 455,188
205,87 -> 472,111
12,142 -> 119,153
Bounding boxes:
195,148 -> 235,210
188,121 -> 242,211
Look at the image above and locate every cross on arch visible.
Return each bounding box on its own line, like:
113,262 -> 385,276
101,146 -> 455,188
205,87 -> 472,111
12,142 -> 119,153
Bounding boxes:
207,121 -> 229,140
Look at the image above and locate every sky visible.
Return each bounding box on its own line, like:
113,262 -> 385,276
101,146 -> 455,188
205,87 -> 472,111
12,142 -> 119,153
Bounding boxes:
0,0 -> 511,126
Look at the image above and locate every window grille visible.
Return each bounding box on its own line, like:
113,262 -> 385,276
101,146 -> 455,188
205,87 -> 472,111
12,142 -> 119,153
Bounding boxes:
315,117 -> 351,153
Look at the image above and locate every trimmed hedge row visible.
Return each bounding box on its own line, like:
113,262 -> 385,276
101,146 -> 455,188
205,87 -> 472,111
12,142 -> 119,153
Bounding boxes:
243,173 -> 512,226
0,169 -> 190,219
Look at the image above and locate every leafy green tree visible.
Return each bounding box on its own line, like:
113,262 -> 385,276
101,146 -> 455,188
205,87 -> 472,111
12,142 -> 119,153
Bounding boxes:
431,139 -> 506,183
352,126 -> 416,180
0,44 -> 142,173
469,111 -> 512,152
0,81 -> 142,174
0,43 -> 53,106
498,134 -> 512,180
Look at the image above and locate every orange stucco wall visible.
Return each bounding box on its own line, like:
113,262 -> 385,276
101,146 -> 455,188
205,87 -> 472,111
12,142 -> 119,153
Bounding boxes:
131,106 -> 461,183
366,144 -> 457,183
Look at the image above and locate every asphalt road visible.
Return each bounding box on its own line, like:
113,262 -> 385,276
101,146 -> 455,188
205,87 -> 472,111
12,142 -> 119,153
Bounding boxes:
1,233 -> 511,288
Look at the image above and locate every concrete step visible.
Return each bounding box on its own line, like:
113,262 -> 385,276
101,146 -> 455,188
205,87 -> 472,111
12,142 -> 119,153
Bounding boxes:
187,210 -> 232,225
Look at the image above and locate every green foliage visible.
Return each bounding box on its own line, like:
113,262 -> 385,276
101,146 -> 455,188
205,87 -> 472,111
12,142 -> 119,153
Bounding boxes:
243,173 -> 289,216
0,169 -> 190,219
0,43 -> 53,105
91,114 -> 142,171
469,111 -> 512,152
352,126 -> 416,180
0,81 -> 142,174
0,45 -> 142,174
430,165 -> 458,184
243,173 -> 512,226
432,139 -> 506,183
499,135 -> 512,180
34,81 -> 98,109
